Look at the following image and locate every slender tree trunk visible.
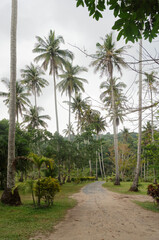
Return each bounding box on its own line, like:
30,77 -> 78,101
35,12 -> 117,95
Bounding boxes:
98,152 -> 103,179
130,39 -> 142,191
144,161 -> 146,181
101,145 -> 106,178
96,151 -> 98,180
34,85 -> 37,110
150,88 -> 157,183
89,160 -> 92,176
53,66 -> 59,133
1,0 -> 21,205
68,91 -> 71,141
111,80 -> 120,185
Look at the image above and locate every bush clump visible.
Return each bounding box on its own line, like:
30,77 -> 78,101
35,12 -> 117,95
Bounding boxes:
147,184 -> 159,206
35,177 -> 60,207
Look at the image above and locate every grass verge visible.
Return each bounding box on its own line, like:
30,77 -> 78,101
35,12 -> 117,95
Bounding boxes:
102,181 -> 151,195
134,201 -> 159,213
0,182 -> 88,240
103,181 -> 159,213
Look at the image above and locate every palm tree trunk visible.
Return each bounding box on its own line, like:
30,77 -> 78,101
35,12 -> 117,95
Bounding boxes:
110,79 -> 120,185
98,152 -> 103,179
7,0 -> 17,190
34,85 -> 37,110
1,0 -> 21,205
96,151 -> 98,180
150,87 -> 157,183
130,38 -> 142,191
68,91 -> 71,141
53,66 -> 59,133
101,145 -> 106,178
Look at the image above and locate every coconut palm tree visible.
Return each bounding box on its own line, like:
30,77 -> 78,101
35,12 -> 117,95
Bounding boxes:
33,30 -> 73,133
143,71 -> 158,141
63,123 -> 75,138
21,63 -> 48,109
100,77 -> 126,130
0,78 -> 31,123
90,32 -> 127,185
23,106 -> 51,129
1,0 -> 21,205
71,93 -> 90,134
57,61 -> 88,140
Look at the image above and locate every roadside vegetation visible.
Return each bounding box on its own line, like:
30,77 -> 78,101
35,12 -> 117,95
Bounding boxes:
0,182 -> 87,240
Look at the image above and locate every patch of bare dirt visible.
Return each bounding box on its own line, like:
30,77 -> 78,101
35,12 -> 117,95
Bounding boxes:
30,181 -> 159,240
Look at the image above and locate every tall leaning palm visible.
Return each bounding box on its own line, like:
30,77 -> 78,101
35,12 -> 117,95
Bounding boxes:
90,33 -> 127,185
21,63 -> 48,109
57,61 -> 88,140
1,0 -> 21,205
33,30 -> 73,133
0,78 -> 31,123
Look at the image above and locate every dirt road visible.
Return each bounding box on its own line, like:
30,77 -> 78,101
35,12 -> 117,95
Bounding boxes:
31,181 -> 159,240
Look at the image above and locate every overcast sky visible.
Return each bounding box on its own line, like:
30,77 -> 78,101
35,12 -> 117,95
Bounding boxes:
0,0 -> 159,135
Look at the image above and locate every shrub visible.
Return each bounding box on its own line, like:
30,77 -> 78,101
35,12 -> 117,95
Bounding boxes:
147,184 -> 159,206
35,177 -> 60,207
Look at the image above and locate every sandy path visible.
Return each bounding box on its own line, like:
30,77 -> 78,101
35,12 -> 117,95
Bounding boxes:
31,181 -> 159,240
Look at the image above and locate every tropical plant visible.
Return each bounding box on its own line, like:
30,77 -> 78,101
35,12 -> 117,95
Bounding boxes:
0,79 -> 31,122
21,63 -> 48,109
71,93 -> 90,133
33,30 -> 73,133
57,60 -> 88,140
90,32 -> 127,185
23,106 -> 51,129
143,71 -> 158,141
28,153 -> 54,178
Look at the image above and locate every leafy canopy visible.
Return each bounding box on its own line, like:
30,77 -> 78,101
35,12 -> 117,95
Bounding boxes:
76,0 -> 159,42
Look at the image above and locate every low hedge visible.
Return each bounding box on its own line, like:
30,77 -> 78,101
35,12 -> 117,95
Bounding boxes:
71,176 -> 96,183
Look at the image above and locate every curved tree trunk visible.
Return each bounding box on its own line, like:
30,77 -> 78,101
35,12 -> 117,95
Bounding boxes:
1,0 -> 21,205
129,39 -> 142,191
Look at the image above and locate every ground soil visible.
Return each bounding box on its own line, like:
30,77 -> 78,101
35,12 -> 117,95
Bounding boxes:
30,181 -> 159,240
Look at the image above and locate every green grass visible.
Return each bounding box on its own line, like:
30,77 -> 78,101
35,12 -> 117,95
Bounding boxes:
134,201 -> 159,212
0,182 -> 88,240
102,181 -> 151,195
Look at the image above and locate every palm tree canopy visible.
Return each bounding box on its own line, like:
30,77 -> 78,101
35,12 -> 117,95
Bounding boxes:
57,61 -> 88,96
0,78 -> 31,118
23,106 -> 51,129
100,77 -> 126,108
33,30 -> 74,75
71,93 -> 90,119
143,71 -> 158,93
100,77 -> 126,125
90,32 -> 128,78
21,63 -> 49,96
91,113 -> 106,135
